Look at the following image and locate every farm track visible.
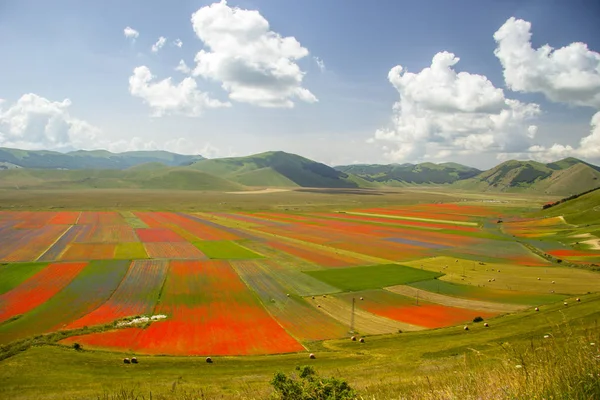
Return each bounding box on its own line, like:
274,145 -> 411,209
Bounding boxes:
385,285 -> 527,313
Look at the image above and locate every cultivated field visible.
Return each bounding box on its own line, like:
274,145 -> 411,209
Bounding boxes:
0,189 -> 599,398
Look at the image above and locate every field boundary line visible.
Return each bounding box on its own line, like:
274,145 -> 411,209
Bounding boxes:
35,225 -> 73,262
385,285 -> 527,313
343,211 -> 479,227
230,260 -> 309,351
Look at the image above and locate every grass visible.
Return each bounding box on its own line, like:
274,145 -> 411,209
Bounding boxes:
192,241 -> 263,259
304,264 -> 442,291
0,262 -> 48,295
408,279 -> 565,305
114,243 -> 149,259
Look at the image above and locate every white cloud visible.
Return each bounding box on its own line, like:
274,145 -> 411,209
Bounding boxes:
151,36 -> 167,53
494,17 -> 600,108
190,0 -> 317,108
0,94 -> 100,150
314,57 -> 326,72
129,66 -> 231,117
494,17 -> 600,162
175,60 -> 191,74
173,39 -> 183,48
124,27 -> 139,40
371,51 -> 540,162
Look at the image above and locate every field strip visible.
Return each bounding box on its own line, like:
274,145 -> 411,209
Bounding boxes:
206,214 -> 394,265
385,285 -> 527,313
245,227 -> 392,265
343,212 -> 479,227
307,295 -> 424,335
35,225 -> 72,262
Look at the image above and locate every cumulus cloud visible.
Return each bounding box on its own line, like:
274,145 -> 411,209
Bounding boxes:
494,17 -> 600,162
175,60 -> 191,74
0,94 -> 206,155
314,57 -> 326,72
173,38 -> 183,48
190,0 -> 317,108
371,51 -> 540,162
129,66 -> 230,117
0,94 -> 100,151
494,17 -> 600,108
151,36 -> 167,53
124,27 -> 139,40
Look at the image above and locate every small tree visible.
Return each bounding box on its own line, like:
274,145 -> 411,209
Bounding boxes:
271,366 -> 355,400
473,316 -> 484,323
73,343 -> 82,351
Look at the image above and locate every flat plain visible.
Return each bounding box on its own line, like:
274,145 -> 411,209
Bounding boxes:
0,187 -> 599,399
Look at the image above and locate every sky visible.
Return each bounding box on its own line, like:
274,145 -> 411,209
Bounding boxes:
0,0 -> 599,169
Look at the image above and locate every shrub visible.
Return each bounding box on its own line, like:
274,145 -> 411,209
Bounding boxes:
473,316 -> 484,323
271,366 -> 355,400
73,343 -> 82,351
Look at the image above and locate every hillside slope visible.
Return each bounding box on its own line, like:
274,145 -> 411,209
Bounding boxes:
538,188 -> 600,225
0,167 -> 245,191
454,158 -> 600,196
0,148 -> 204,170
335,162 -> 481,185
190,151 -> 362,188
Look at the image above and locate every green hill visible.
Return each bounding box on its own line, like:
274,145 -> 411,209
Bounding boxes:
538,187 -> 600,225
454,158 -> 600,196
0,167 -> 244,191
0,147 -> 204,170
334,162 -> 480,185
190,151 -> 362,188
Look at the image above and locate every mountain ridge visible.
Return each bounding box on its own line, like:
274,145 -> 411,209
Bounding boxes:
0,146 -> 598,195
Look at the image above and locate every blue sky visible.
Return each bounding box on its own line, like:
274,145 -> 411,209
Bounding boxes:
0,0 -> 599,168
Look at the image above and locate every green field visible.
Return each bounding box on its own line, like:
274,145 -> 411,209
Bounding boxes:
304,264 -> 442,291
0,262 -> 47,295
192,241 -> 263,259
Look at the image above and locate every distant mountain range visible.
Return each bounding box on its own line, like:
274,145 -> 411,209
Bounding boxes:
0,147 -> 598,195
0,147 -> 204,170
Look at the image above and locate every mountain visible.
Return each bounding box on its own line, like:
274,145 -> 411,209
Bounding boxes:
0,147 -> 205,170
455,158 -> 600,195
0,165 -> 245,191
334,162 -> 481,185
189,151 -> 362,188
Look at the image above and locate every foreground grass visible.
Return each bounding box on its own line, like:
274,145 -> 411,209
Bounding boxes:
1,293 -> 599,399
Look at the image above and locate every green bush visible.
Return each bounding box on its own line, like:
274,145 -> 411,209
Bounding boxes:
473,316 -> 484,323
271,366 -> 355,400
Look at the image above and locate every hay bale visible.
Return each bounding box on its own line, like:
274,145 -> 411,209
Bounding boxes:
312,296 -> 315,299
206,357 -> 213,363
464,326 -> 469,331
537,278 -> 541,280
488,279 -> 491,282
484,323 -> 489,327
535,307 -> 539,311
286,293 -> 290,297
551,281 -> 555,284
359,338 -> 365,343
360,297 -> 364,301
351,336 -> 356,341
563,302 -> 568,306
576,298 -> 581,302
123,358 -> 130,364
131,357 -> 138,364
309,353 -> 316,359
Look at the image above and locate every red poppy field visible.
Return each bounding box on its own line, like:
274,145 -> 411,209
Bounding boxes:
0,204 -> 599,356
